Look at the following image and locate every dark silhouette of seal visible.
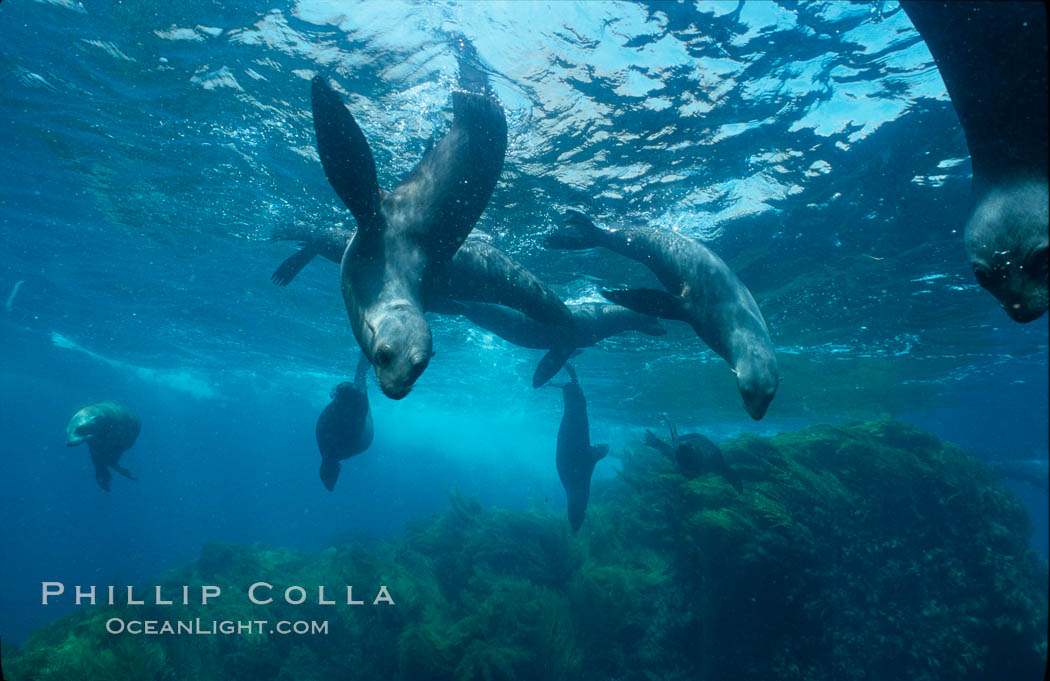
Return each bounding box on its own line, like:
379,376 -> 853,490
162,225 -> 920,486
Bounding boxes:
66,401 -> 141,491
644,416 -> 742,492
554,364 -> 608,533
547,210 -> 778,420
431,299 -> 665,386
901,1 -> 1048,322
312,46 -> 507,399
316,353 -> 374,492
271,225 -> 571,328
989,459 -> 1049,494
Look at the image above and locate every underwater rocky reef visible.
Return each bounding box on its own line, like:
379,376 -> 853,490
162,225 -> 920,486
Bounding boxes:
7,419 -> 1047,681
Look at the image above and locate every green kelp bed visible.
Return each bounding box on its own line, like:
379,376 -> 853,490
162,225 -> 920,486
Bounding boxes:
8,419 -> 1048,681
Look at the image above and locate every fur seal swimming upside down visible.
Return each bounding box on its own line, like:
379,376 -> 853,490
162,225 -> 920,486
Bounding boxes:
547,210 -> 778,420
311,47 -> 507,399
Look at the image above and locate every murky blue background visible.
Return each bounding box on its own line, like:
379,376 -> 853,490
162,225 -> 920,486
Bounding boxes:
1,0 -> 1046,644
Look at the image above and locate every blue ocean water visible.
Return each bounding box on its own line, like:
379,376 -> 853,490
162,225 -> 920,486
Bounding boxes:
0,0 -> 1046,652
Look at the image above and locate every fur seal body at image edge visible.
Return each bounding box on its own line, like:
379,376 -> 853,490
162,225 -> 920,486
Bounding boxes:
901,1 -> 1048,322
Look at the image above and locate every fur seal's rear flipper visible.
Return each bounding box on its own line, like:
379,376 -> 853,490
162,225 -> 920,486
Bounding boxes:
311,76 -> 382,231
601,288 -> 686,321
319,459 -> 341,492
533,346 -> 577,388
643,429 -> 674,458
94,460 -> 112,492
544,210 -> 608,251
271,246 -> 318,286
901,1 -> 1048,322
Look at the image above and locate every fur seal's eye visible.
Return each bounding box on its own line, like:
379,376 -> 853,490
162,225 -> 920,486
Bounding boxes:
374,347 -> 394,368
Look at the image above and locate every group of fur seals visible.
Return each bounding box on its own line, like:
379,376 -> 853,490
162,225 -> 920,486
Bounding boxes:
547,210 -> 779,420
901,1 -> 1048,323
645,417 -> 742,493
553,364 -> 608,533
311,57 -> 507,399
316,353 -> 375,491
65,401 -> 140,491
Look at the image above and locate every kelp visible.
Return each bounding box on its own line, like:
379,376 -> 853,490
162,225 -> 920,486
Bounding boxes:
7,418 -> 1047,681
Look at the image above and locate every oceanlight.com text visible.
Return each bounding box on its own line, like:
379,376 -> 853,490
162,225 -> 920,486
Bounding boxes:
105,618 -> 329,636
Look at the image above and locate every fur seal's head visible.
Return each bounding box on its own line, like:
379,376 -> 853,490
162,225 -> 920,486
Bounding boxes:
735,348 -> 778,421
965,178 -> 1048,323
364,305 -> 433,400
66,408 -> 99,446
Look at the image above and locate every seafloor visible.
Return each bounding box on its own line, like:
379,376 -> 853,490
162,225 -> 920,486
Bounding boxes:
7,419 -> 1047,681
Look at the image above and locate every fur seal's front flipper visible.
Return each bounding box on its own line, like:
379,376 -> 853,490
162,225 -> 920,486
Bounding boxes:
398,91 -> 507,262
112,464 -> 137,482
901,1 -> 1048,322
601,288 -> 686,321
534,345 -> 576,388
311,76 -> 382,231
271,246 -> 318,286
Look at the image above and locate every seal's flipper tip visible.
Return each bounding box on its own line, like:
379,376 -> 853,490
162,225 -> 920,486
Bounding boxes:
320,460 -> 341,492
310,75 -> 382,231
271,246 -> 317,286
113,465 -> 136,482
533,346 -> 576,387
451,34 -> 491,96
591,444 -> 609,462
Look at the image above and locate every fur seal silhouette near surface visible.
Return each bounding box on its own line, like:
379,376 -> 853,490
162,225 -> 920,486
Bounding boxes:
644,417 -> 742,493
554,365 -> 608,533
65,401 -> 141,492
316,353 -> 374,492
311,43 -> 507,399
901,1 -> 1048,322
547,210 -> 778,420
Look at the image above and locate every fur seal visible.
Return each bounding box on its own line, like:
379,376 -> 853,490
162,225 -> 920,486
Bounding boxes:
430,299 -> 665,386
901,1 -> 1048,322
271,225 -> 572,327
547,210 -> 778,420
554,365 -> 608,533
989,459 -> 1049,493
311,53 -> 507,399
65,401 -> 141,491
316,353 -> 374,492
644,417 -> 742,492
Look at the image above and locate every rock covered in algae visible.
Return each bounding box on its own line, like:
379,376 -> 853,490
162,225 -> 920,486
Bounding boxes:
7,419 -> 1047,681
